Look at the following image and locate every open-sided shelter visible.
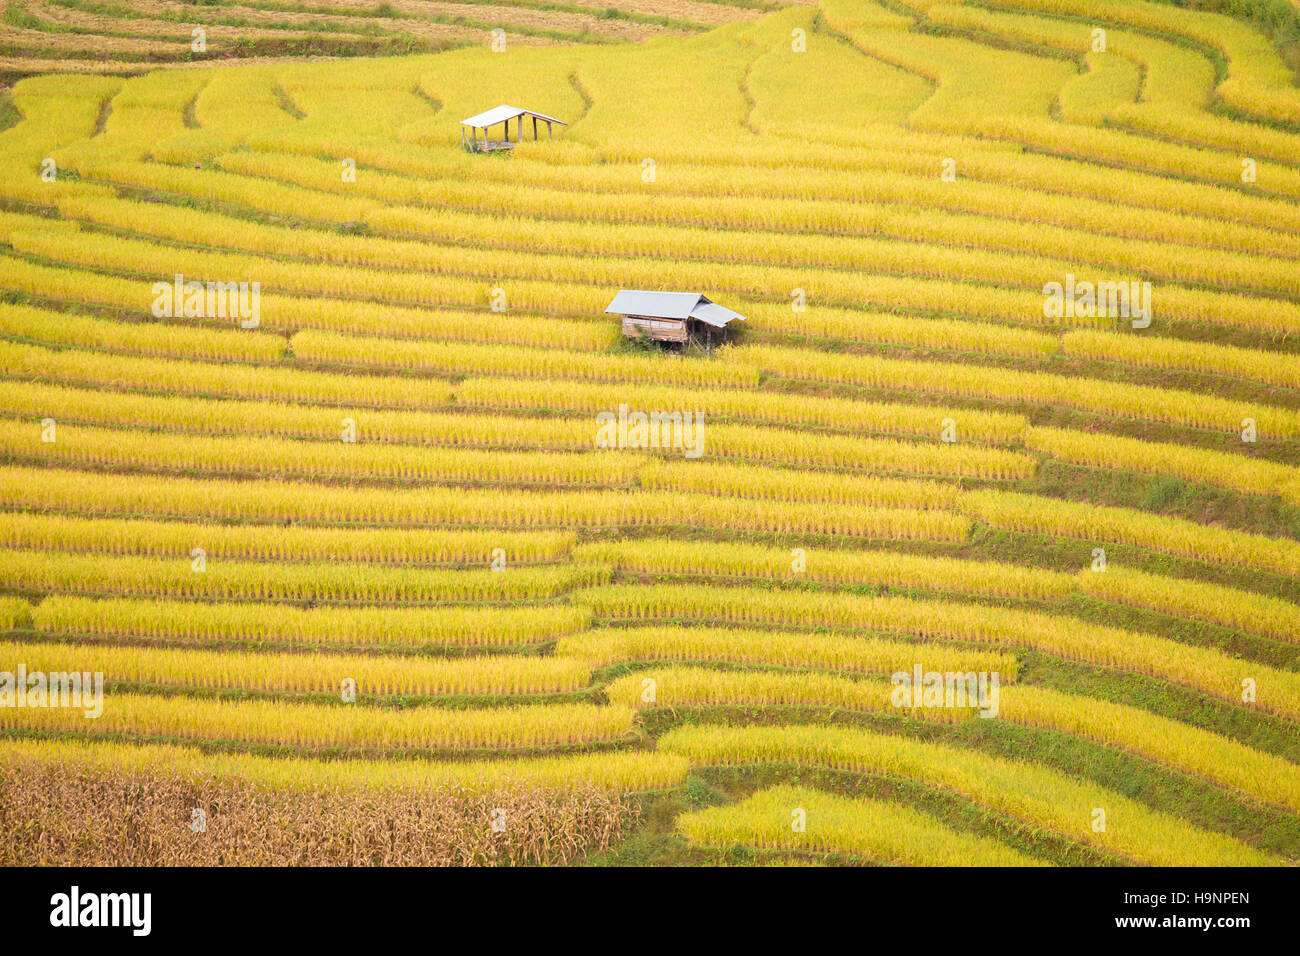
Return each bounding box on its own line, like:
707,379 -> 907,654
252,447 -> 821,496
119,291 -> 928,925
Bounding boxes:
605,290 -> 745,347
460,105 -> 567,151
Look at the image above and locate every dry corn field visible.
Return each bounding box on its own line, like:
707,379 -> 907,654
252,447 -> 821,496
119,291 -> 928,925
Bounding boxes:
0,0 -> 1297,871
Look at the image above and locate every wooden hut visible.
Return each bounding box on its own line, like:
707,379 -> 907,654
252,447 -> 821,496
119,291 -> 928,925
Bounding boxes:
605,290 -> 745,348
460,105 -> 567,152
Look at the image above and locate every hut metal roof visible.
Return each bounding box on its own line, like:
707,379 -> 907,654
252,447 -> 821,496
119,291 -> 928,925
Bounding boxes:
459,105 -> 567,129
604,290 -> 745,328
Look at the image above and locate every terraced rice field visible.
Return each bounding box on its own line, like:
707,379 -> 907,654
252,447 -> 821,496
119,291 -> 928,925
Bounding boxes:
0,0 -> 1298,867
0,0 -> 773,77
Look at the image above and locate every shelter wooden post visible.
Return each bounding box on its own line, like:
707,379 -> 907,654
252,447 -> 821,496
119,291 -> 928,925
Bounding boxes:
459,106 -> 567,152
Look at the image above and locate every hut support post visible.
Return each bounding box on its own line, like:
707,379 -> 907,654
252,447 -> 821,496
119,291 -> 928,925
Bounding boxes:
533,116 -> 538,140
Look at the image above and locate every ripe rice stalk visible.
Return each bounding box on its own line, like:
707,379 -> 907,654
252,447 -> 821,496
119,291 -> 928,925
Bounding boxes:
0,205 -> 1050,329
1077,566 -> 1300,645
830,7 -> 1300,202
639,460 -> 961,509
126,142 -> 1299,309
0,638 -> 591,697
69,157 -> 376,223
33,595 -> 589,646
0,339 -> 456,410
292,330 -> 759,389
1062,329 -> 1300,391
149,67 -> 296,164
2,74 -> 121,157
658,723 -> 1284,866
0,380 -> 1024,480
454,376 -> 1030,443
0,380 -> 595,449
0,222 -> 1112,339
576,584 -> 1300,720
574,538 -> 1074,601
221,120 -> 1276,235
0,512 -> 575,566
0,254 -> 616,352
730,345 -> 1300,439
357,169 -> 1300,300
0,736 -> 689,794
58,70 -> 207,164
74,166 -> 1300,306
0,596 -> 31,631
988,0 -> 1300,126
740,301 -> 1057,358
555,626 -> 1017,679
0,210 -> 84,243
0,548 -> 608,604
1000,685 -> 1300,814
0,419 -> 645,489
604,666 -> 975,724
0,466 -> 973,540
28,166 -> 1300,333
55,191 -> 1118,300
0,300 -> 284,364
961,489 -> 1300,577
66,65 -> 1300,243
705,424 -> 1034,479
677,785 -> 1047,866
0,690 -> 632,752
221,133 -> 1300,262
929,0 -> 1300,172
1027,427 -> 1300,503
